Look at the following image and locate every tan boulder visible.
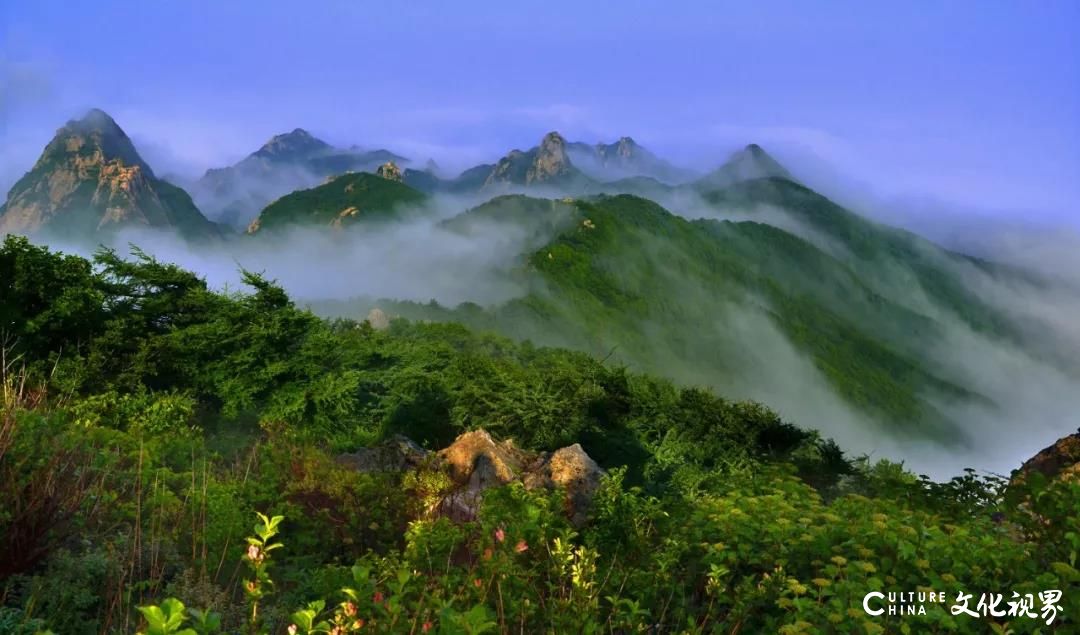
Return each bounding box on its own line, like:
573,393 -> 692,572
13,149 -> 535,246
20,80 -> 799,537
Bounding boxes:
376,161 -> 403,182
337,428 -> 605,526
523,444 -> 604,526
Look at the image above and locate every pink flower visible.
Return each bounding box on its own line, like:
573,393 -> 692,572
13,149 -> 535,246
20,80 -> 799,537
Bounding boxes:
422,621 -> 433,632
343,601 -> 357,616
473,578 -> 483,588
515,539 -> 529,553
372,591 -> 384,604
494,527 -> 505,543
247,545 -> 260,560
287,625 -> 298,635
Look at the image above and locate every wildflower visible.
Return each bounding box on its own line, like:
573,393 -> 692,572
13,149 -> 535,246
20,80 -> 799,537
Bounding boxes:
422,621 -> 433,632
515,539 -> 529,553
482,548 -> 493,560
353,619 -> 365,629
373,591 -> 384,604
494,527 -> 505,543
247,544 -> 261,561
246,580 -> 258,593
473,578 -> 484,588
343,601 -> 357,617
288,626 -> 298,635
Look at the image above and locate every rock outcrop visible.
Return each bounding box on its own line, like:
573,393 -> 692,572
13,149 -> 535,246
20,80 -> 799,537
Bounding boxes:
376,161 -> 403,182
523,444 -> 604,526
0,109 -> 218,241
1013,429 -> 1080,485
482,132 -> 584,189
525,132 -> 572,184
336,428 -> 605,526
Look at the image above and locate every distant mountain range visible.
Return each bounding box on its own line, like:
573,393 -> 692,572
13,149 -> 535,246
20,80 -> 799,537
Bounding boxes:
0,109 -> 794,241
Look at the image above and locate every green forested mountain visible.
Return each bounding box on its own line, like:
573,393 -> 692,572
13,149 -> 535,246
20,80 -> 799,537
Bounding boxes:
246,172 -> 428,234
191,129 -> 411,229
347,184 -> 1029,446
694,143 -> 794,190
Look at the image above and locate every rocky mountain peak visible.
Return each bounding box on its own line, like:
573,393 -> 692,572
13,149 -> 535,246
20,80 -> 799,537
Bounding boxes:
0,109 -> 216,240
527,131 -> 571,184
43,108 -> 153,177
254,128 -> 331,161
376,161 -> 403,182
613,136 -> 638,156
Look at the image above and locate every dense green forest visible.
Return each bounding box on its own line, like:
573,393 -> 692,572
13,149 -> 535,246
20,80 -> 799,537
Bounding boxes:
1,235 -> 1077,634
248,173 -> 427,234
342,191 -> 1010,444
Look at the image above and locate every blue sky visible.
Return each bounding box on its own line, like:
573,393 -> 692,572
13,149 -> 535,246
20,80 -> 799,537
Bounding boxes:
2,1 -> 1078,220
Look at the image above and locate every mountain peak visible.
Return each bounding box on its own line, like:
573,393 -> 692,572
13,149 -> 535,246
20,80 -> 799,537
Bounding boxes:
254,128 -> 331,161
529,132 -> 571,184
53,108 -> 151,175
0,110 -> 216,239
539,131 -> 567,149
483,131 -> 576,188
71,108 -> 123,133
695,143 -> 793,190
731,143 -> 790,177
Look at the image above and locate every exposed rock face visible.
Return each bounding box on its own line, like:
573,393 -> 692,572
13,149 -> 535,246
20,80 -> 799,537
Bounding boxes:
483,131 -> 580,189
336,428 -> 605,526
523,444 -> 604,526
376,161 -> 403,182
485,150 -> 530,187
0,109 -> 218,241
595,136 -> 642,165
1013,430 -> 1080,485
526,132 -> 572,184
439,430 -> 529,486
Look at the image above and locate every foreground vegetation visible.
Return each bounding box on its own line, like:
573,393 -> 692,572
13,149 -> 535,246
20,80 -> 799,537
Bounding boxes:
1,235 -> 1077,634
